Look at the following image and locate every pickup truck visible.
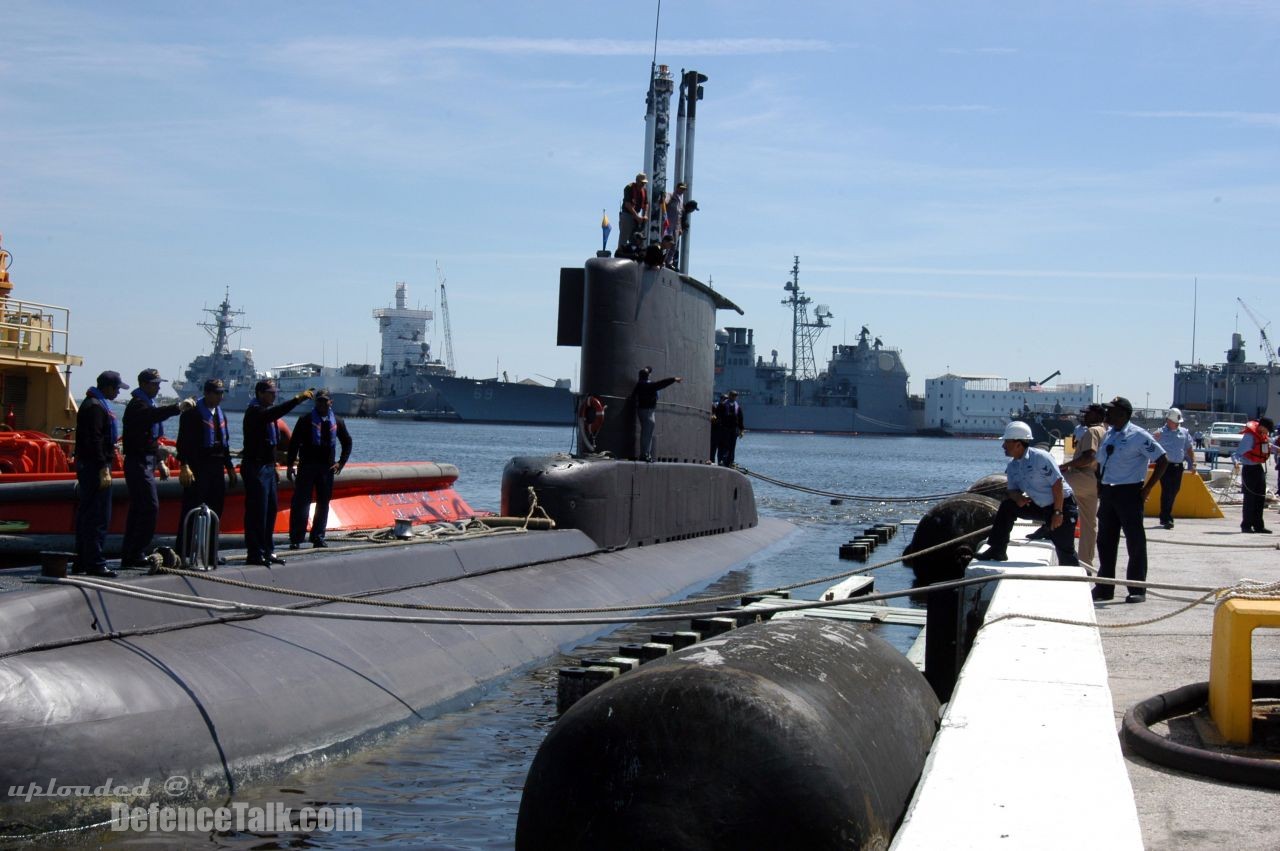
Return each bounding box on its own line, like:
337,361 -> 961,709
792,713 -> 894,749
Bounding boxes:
1204,421 -> 1246,455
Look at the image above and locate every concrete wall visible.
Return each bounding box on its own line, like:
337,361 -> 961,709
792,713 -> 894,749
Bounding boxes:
893,550 -> 1142,849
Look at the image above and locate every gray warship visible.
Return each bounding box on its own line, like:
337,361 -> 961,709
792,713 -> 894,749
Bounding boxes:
714,257 -> 915,434
171,290 -> 259,412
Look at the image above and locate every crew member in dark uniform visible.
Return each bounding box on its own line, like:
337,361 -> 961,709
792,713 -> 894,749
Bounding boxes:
74,370 -> 127,576
120,368 -> 191,567
242,379 -> 313,565
175,378 -> 238,566
713,390 -> 744,466
632,366 -> 681,462
287,390 -> 352,549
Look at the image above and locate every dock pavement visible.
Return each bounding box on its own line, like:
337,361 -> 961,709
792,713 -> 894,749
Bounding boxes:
893,503 -> 1279,850
1099,513 -> 1279,849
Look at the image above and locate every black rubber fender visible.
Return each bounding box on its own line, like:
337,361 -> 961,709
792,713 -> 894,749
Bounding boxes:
515,619 -> 940,851
1121,680 -> 1280,789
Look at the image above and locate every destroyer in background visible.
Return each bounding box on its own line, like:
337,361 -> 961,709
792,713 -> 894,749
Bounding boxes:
714,257 -> 916,434
172,290 -> 258,411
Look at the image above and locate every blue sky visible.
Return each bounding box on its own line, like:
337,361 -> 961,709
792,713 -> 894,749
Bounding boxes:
4,0 -> 1278,411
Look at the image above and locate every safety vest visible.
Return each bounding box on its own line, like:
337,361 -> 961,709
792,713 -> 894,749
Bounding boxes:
1242,421 -> 1270,464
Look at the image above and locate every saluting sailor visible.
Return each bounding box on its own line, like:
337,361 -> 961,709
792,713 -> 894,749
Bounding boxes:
120,368 -> 193,567
241,379 -> 314,566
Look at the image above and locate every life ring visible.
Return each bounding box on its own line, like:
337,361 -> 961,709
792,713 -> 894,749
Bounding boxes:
578,396 -> 606,436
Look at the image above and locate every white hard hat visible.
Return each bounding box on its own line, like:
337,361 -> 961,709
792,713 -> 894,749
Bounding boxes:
1166,407 -> 1183,423
1002,421 -> 1034,442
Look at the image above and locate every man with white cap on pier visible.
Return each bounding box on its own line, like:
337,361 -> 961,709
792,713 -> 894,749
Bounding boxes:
1152,407 -> 1196,530
975,420 -> 1080,567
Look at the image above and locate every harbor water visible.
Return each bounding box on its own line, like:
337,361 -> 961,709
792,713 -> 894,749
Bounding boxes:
51,420 -> 999,849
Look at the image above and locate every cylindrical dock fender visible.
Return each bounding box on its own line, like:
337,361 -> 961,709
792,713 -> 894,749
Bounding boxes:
515,619 -> 940,851
903,491 -> 1001,582
967,473 -> 1008,499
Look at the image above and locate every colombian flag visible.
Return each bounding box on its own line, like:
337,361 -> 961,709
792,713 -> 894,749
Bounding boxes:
601,210 -> 612,251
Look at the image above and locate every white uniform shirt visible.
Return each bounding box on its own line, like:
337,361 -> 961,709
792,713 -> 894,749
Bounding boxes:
1098,422 -> 1165,485
1006,446 -> 1072,508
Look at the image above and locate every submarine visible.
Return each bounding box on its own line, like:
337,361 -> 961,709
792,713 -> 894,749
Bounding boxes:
0,63 -> 793,832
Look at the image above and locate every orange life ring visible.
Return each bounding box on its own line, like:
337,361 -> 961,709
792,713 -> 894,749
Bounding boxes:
578,396 -> 606,435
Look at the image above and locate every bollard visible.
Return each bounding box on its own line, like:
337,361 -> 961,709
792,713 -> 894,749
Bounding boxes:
39,551 -> 74,579
180,504 -> 221,570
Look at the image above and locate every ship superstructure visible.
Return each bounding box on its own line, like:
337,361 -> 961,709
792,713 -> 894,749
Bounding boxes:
713,259 -> 913,434
172,290 -> 259,411
1173,332 -> 1280,422
367,282 -> 452,413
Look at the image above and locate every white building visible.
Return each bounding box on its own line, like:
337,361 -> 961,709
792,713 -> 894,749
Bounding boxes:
925,373 -> 1094,436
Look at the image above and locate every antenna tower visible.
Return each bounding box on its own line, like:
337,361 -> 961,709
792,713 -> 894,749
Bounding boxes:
780,256 -> 833,404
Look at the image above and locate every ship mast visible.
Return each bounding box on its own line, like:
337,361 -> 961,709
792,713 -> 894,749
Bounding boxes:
780,256 -> 832,405
199,288 -> 249,357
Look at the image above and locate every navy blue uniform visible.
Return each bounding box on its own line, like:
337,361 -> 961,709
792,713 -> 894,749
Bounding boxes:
175,402 -> 235,564
74,390 -> 118,573
241,395 -> 306,563
120,390 -> 181,564
287,410 -> 352,546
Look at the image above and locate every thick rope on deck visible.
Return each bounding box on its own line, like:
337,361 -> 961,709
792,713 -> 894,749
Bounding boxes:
737,466 -> 974,503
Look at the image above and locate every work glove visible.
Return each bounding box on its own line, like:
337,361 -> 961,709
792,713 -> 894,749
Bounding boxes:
226,467 -> 237,488
295,388 -> 315,402
98,467 -> 111,489
178,397 -> 197,412
286,466 -> 295,482
179,464 -> 194,487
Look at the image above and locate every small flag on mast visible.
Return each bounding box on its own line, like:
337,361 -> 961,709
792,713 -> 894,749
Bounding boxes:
601,210 -> 612,252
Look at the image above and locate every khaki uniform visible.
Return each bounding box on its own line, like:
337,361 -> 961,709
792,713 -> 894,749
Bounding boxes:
1065,424 -> 1106,566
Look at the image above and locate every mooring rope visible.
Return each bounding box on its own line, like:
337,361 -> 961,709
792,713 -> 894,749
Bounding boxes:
45,570 -> 1242,630
737,465 -> 979,503
143,525 -> 995,615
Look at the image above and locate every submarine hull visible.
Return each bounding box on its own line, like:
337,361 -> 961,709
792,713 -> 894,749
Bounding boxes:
0,520 -> 792,827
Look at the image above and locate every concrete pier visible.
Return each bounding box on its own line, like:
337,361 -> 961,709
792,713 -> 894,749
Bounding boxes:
894,512 -> 1280,850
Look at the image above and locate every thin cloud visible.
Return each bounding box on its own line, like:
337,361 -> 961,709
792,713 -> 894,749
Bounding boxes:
939,47 -> 1019,56
1116,110 -> 1280,128
900,104 -> 997,113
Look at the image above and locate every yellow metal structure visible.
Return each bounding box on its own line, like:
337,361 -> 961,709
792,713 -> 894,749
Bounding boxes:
0,237 -> 83,437
1208,597 -> 1280,744
1143,470 -> 1224,519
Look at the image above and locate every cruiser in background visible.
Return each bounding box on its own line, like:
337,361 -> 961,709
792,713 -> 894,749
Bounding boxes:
1173,331 -> 1280,424
172,290 -> 258,412
713,258 -> 916,434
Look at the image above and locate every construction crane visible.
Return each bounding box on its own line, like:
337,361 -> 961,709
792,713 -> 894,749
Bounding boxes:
1237,298 -> 1277,366
1032,370 -> 1060,387
437,262 -> 456,372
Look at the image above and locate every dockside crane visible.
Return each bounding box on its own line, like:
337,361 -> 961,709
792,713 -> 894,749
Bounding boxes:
437,262 -> 456,373
1236,298 -> 1277,366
